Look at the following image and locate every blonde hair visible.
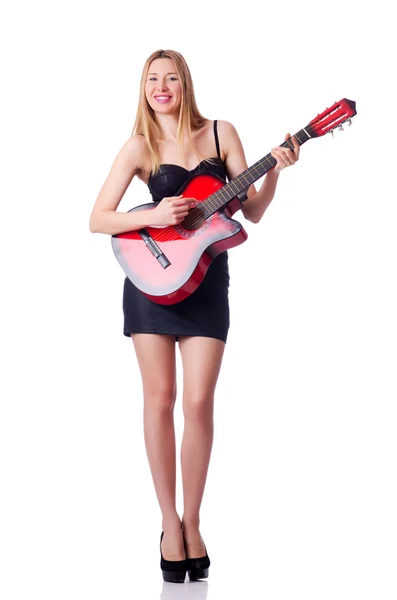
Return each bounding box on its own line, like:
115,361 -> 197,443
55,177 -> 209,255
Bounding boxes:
132,49 -> 213,174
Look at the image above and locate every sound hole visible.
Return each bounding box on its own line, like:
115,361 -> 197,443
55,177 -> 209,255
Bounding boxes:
182,207 -> 206,232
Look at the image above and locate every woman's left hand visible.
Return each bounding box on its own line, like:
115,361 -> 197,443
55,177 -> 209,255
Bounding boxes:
271,133 -> 300,173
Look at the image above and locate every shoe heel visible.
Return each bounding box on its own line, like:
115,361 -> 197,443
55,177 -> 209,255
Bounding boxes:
188,566 -> 209,580
162,569 -> 186,583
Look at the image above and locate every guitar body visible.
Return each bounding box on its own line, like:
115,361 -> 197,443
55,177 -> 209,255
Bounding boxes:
112,173 -> 248,305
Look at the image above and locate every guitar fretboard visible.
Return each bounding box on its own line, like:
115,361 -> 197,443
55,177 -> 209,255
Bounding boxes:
200,129 -> 310,217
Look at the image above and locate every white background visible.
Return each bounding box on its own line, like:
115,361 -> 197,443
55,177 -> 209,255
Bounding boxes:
1,0 -> 396,598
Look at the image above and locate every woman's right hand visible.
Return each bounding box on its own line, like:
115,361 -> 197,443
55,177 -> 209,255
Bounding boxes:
149,195 -> 198,226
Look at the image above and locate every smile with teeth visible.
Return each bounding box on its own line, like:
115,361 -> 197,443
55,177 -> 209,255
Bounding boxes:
154,95 -> 172,103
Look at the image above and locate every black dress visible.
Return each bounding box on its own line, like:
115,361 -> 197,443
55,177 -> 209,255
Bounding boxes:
123,120 -> 230,343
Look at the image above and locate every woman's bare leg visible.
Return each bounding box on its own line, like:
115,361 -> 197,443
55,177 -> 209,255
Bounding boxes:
178,336 -> 226,558
132,333 -> 185,561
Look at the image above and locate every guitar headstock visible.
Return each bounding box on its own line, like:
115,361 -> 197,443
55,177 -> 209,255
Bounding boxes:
306,98 -> 357,138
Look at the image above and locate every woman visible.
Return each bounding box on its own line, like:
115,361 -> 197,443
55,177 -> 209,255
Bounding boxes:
89,49 -> 299,583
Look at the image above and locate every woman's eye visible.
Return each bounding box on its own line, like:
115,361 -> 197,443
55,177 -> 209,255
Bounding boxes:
148,76 -> 177,82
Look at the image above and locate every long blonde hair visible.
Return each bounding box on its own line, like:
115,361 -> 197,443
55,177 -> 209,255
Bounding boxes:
132,49 -> 211,174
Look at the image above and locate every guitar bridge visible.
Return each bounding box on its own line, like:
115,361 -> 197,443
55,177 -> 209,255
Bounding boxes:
139,228 -> 170,269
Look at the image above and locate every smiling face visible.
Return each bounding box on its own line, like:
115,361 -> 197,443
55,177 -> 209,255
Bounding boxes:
145,57 -> 183,116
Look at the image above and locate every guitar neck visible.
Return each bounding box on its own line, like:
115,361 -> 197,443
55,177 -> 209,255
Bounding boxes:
201,128 -> 311,217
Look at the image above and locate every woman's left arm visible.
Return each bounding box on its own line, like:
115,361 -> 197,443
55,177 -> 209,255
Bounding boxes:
219,120 -> 300,224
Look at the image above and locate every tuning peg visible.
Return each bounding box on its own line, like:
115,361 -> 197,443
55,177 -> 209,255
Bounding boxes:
338,124 -> 344,132
330,129 -> 335,137
347,118 -> 352,126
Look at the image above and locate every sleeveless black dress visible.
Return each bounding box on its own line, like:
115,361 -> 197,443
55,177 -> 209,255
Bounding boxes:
122,120 -> 230,343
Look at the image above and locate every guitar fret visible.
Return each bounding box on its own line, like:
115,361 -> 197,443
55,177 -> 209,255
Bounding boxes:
295,132 -> 303,143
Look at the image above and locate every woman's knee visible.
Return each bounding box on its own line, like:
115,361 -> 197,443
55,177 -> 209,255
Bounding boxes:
183,392 -> 214,422
144,385 -> 177,414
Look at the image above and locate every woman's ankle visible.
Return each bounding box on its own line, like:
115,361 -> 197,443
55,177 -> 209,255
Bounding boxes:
162,512 -> 182,531
181,515 -> 200,531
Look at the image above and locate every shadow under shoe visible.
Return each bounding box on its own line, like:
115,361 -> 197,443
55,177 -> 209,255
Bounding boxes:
160,531 -> 188,583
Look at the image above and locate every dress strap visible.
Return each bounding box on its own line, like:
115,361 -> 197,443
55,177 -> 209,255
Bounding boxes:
213,120 -> 221,159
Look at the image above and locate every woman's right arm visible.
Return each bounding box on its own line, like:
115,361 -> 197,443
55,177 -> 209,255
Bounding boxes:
89,135 -> 153,235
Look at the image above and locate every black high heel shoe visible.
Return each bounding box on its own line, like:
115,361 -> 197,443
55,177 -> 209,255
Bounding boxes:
183,534 -> 211,580
160,531 -> 188,583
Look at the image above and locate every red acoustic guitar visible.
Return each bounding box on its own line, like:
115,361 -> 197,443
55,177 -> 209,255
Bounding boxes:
112,98 -> 357,305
